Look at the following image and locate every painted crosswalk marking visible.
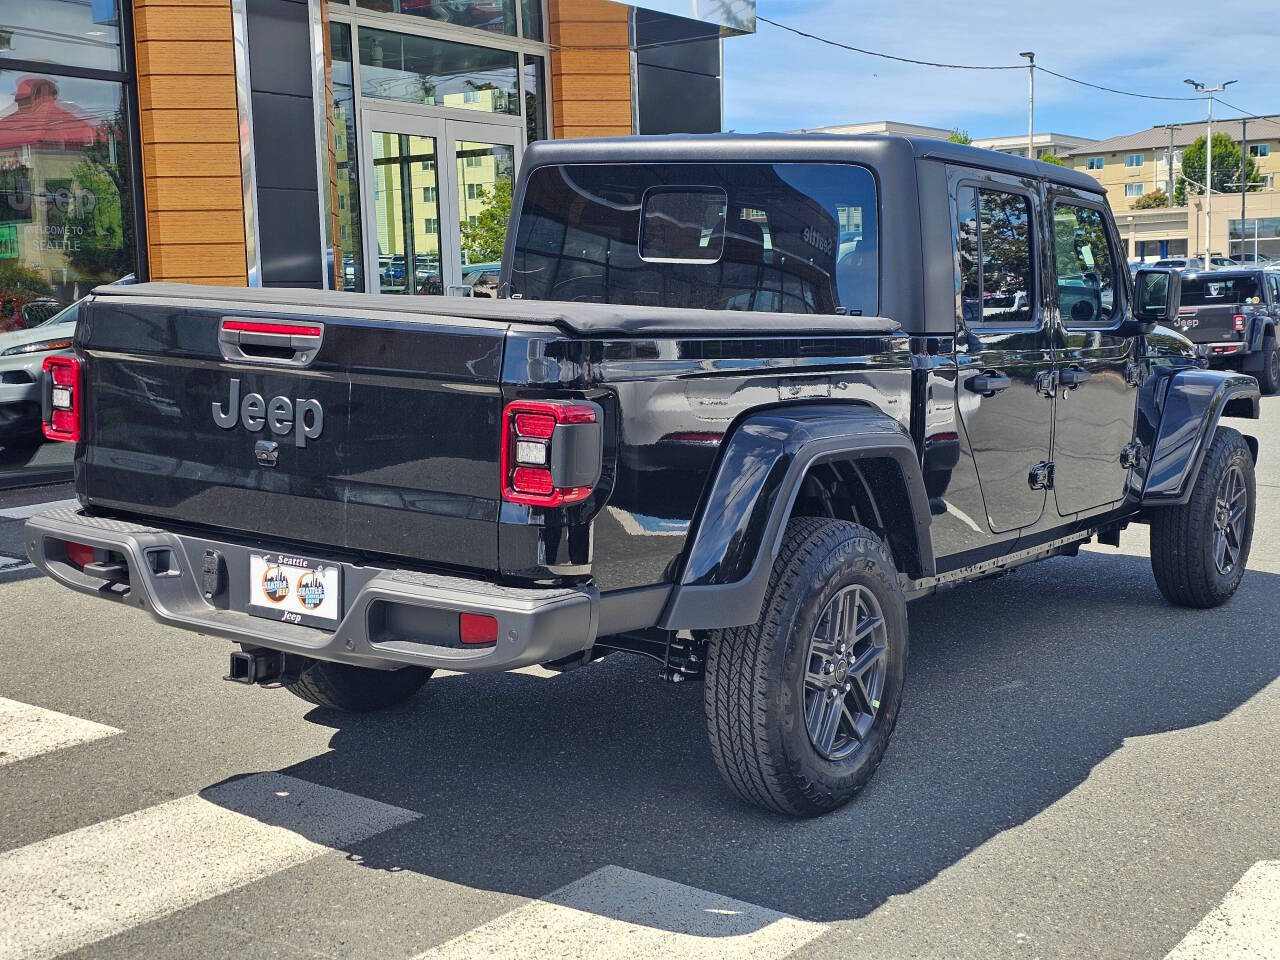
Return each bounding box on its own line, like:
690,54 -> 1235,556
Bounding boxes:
0,697 -> 120,767
1164,860 -> 1280,959
0,499 -> 78,521
0,773 -> 420,960
415,865 -> 827,960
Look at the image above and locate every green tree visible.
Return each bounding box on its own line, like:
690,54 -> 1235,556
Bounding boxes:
948,128 -> 972,145
1177,133 -> 1258,202
1039,153 -> 1066,166
1132,189 -> 1168,210
459,177 -> 512,264
57,109 -> 135,280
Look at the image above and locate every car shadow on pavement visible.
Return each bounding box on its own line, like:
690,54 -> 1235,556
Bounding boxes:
234,550 -> 1280,926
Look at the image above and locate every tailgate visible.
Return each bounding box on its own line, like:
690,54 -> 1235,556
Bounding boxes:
75,293 -> 506,570
1174,304 -> 1238,343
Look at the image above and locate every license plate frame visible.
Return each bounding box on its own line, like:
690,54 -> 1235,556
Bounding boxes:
247,553 -> 342,630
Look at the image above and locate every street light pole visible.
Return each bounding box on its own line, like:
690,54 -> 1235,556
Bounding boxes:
1020,52 -> 1035,160
1185,78 -> 1237,260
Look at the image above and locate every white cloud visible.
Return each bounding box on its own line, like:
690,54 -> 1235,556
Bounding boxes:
725,0 -> 1280,139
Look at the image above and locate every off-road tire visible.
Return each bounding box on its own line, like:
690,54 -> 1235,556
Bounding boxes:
704,517 -> 908,817
284,660 -> 432,712
1150,426 -> 1255,608
1257,335 -> 1280,395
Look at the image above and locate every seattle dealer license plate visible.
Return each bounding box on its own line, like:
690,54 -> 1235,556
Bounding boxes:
248,553 -> 342,628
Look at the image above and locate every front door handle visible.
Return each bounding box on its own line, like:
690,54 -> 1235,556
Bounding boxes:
1059,366 -> 1091,388
965,371 -> 1012,396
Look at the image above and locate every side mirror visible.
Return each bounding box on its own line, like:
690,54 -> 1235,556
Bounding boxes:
1125,267 -> 1183,336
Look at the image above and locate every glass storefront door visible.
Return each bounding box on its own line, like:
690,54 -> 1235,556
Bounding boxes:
360,109 -> 520,298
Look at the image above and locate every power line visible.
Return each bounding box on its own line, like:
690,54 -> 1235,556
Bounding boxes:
1035,66 -> 1200,102
1215,98 -> 1280,131
756,15 -> 1022,71
757,15 -> 1204,102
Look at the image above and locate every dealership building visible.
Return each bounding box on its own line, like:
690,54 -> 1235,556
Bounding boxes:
0,0 -> 751,482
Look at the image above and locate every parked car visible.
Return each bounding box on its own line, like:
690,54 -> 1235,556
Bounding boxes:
0,294 -> 62,333
1170,267 -> 1280,392
0,300 -> 78,443
0,276 -> 135,444
1154,256 -> 1205,269
25,136 -> 1260,817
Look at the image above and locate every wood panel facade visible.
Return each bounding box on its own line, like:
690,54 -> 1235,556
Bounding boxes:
133,0 -> 247,285
548,0 -> 633,139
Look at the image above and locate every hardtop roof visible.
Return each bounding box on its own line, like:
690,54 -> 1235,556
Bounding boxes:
520,132 -> 1105,196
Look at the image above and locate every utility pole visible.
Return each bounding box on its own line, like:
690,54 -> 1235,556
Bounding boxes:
1020,52 -> 1035,159
1241,117 -> 1249,258
1185,78 -> 1237,260
1168,124 -> 1176,207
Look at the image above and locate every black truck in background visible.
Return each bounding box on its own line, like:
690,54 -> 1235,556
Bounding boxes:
26,135 -> 1260,817
1171,267 -> 1280,392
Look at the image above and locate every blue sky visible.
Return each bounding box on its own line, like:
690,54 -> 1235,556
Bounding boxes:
723,1 -> 1280,140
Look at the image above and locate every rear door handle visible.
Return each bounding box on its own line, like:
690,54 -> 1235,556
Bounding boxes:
1059,366 -> 1091,387
965,371 -> 1012,396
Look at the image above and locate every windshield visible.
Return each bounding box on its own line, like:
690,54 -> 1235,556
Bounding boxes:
37,301 -> 81,328
1181,274 -> 1263,307
510,161 -> 879,316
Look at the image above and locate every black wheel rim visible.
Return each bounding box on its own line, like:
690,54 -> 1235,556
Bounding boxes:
803,584 -> 889,761
1212,462 -> 1248,576
1270,348 -> 1278,385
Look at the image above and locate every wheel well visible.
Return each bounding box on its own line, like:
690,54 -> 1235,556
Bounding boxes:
1223,395 -> 1258,419
789,457 -> 924,578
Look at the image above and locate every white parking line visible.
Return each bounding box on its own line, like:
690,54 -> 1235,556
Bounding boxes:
415,865 -> 827,960
0,697 -> 120,767
0,499 -> 78,521
1164,860 -> 1280,959
0,773 -> 420,960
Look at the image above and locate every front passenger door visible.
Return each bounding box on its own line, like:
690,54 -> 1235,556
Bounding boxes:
1047,191 -> 1138,516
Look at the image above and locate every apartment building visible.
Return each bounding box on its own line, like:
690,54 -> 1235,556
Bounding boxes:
1064,117 -> 1280,261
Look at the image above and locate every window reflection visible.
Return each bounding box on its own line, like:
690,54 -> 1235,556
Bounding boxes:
356,0 -> 517,37
358,27 -> 520,115
331,23 -> 365,291
1053,204 -> 1117,326
957,187 -> 1034,326
2,0 -> 122,72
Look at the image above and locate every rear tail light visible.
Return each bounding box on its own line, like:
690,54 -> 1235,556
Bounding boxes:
459,612 -> 498,646
500,400 -> 602,507
43,355 -> 81,443
1233,313 -> 1246,333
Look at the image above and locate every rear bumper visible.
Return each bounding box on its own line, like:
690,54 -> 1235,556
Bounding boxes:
1195,342 -> 1248,362
25,508 -> 598,673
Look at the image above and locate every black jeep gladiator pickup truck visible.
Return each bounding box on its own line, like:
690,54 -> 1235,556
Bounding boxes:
1169,267 -> 1280,393
26,135 -> 1261,817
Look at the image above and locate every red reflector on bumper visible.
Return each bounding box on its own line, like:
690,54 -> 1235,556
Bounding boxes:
459,613 -> 498,646
65,542 -> 95,568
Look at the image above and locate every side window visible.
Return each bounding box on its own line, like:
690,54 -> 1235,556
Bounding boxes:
1269,274 -> 1280,305
956,186 -> 1035,326
1052,202 -> 1119,326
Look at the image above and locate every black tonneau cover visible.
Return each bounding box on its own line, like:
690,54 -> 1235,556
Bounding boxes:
91,283 -> 902,338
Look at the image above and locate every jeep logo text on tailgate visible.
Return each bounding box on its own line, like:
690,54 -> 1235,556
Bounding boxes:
213,378 -> 324,448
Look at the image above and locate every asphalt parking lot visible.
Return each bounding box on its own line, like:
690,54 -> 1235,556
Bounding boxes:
0,401 -> 1277,960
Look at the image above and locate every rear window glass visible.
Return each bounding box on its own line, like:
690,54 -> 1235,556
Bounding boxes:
510,162 -> 878,316
1181,274 -> 1263,306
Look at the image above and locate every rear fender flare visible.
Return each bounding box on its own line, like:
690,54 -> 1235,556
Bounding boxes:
1142,369 -> 1260,506
658,404 -> 934,631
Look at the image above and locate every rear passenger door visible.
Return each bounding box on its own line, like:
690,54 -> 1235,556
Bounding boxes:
1046,188 -> 1138,516
952,173 -> 1055,534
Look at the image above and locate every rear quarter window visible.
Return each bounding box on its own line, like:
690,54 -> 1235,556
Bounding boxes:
510,161 -> 879,316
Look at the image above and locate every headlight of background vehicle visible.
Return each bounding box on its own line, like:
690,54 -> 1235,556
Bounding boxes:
0,338 -> 74,357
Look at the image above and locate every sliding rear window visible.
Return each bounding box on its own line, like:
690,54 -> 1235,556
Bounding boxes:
510,162 -> 878,316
